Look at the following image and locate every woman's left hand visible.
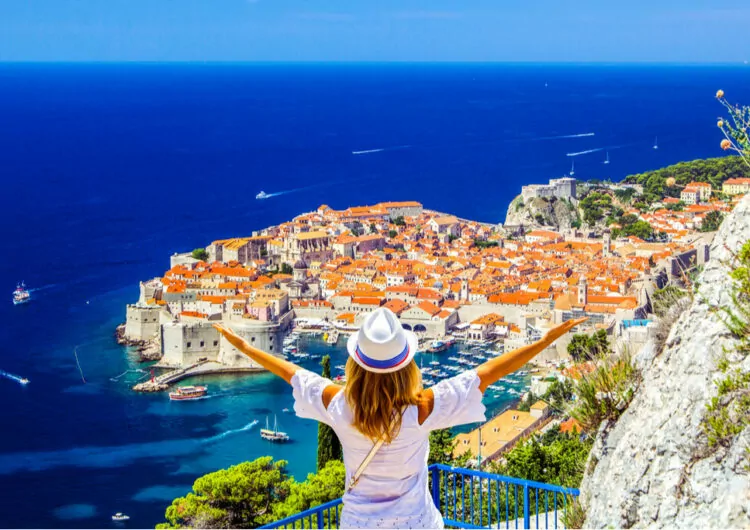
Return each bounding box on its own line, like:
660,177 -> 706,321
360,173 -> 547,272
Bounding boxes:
213,323 -> 246,348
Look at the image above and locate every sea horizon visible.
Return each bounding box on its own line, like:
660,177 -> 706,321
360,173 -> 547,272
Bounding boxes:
1,63 -> 748,527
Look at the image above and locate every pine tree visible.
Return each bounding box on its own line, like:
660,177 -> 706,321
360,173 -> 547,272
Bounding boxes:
317,355 -> 343,470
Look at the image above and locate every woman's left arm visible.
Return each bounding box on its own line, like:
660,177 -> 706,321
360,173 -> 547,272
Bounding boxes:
214,324 -> 300,384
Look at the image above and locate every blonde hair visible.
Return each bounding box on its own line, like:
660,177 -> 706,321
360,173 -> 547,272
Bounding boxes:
344,358 -> 422,443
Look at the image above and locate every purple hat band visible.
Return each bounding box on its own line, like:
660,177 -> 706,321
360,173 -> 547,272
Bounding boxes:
354,342 -> 410,370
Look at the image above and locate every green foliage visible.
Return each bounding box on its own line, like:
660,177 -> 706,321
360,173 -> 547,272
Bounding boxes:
192,248 -> 209,261
542,378 -> 575,416
664,201 -> 685,211
717,92 -> 750,159
517,391 -> 536,412
515,199 -> 525,211
652,285 -> 689,318
572,350 -> 640,433
620,220 -> 654,240
488,427 -> 593,489
567,330 -> 610,362
317,356 -> 342,471
271,461 -> 345,523
393,216 -> 406,226
703,240 -> 750,451
561,499 -> 588,530
388,229 -> 398,239
579,191 -> 613,225
571,218 -> 582,229
158,457 -> 345,529
280,263 -> 294,275
701,210 -> 725,232
428,428 -> 456,465
369,223 -> 377,233
623,156 -> 750,203
158,457 -> 292,529
474,239 -> 499,249
613,187 -> 636,203
448,234 -> 458,243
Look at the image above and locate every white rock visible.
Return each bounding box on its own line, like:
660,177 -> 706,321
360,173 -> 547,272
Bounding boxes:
580,193 -> 750,528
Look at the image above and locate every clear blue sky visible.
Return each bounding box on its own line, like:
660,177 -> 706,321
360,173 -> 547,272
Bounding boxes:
1,0 -> 749,62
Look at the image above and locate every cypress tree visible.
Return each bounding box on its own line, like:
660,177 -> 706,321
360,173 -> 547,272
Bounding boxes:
317,355 -> 343,470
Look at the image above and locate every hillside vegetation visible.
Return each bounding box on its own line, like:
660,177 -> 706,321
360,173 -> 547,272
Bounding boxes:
623,155 -> 750,203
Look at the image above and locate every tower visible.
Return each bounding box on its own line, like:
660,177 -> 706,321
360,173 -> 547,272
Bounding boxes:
460,280 -> 470,301
577,275 -> 588,306
603,230 -> 612,257
292,260 -> 308,282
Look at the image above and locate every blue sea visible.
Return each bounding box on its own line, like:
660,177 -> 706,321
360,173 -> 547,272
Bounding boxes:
0,63 -> 748,528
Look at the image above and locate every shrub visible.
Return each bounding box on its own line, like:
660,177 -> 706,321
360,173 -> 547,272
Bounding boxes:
192,248 -> 209,261
571,349 -> 640,433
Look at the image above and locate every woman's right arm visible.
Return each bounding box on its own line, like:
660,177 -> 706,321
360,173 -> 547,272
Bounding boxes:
474,317 -> 587,392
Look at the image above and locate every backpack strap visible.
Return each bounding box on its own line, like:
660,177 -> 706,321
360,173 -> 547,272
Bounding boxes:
346,415 -> 399,493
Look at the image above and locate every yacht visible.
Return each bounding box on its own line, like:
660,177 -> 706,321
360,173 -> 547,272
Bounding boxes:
13,282 -> 30,305
260,416 -> 290,443
604,151 -> 610,164
569,161 -> 575,176
256,191 -> 270,200
112,513 -> 130,522
653,136 -> 659,150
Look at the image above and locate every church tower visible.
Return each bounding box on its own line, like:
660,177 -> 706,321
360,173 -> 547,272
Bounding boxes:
460,279 -> 470,301
577,275 -> 588,306
603,230 -> 612,257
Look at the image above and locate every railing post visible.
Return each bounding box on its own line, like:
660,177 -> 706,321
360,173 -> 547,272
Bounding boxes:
523,484 -> 530,529
317,506 -> 323,529
430,465 -> 440,510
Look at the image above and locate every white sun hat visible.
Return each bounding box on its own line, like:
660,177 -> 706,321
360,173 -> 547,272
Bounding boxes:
346,307 -> 418,374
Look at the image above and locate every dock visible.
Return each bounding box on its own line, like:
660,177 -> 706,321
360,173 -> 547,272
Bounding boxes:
132,360 -> 263,392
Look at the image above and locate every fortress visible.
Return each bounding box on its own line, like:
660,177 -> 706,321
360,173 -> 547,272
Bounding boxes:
521,177 -> 577,202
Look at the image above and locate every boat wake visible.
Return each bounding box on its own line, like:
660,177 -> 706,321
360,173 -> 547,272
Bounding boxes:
203,420 -> 259,443
110,369 -> 147,382
537,132 -> 595,141
352,144 -> 411,155
0,370 -> 29,386
566,147 -> 605,157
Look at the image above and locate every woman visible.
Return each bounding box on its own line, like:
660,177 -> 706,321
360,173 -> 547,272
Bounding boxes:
215,308 -> 586,529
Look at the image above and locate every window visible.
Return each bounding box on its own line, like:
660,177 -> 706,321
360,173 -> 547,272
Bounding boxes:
251,337 -> 256,343
200,341 -> 204,347
213,340 -> 218,346
269,345 -> 273,351
186,342 -> 192,348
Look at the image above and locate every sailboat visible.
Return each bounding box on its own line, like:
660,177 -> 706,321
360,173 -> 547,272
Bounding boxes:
604,151 -> 610,164
569,160 -> 575,176
260,415 -> 290,442
653,136 -> 659,150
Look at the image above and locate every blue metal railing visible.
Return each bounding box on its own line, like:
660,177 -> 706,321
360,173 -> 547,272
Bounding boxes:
261,464 -> 579,529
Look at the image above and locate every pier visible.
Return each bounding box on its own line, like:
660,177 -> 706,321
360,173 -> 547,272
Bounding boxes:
132,360 -> 264,392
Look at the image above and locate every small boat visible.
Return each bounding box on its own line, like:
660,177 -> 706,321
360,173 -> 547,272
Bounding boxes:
260,415 -> 290,442
169,385 -> 207,401
256,191 -> 270,200
653,136 -> 659,150
569,161 -> 575,176
19,378 -> 29,385
282,408 -> 290,413
326,329 -> 340,345
604,151 -> 610,164
427,338 -> 455,354
13,282 -> 31,305
112,513 -> 130,521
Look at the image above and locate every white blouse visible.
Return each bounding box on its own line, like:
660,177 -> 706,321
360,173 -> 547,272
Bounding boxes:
292,369 -> 486,529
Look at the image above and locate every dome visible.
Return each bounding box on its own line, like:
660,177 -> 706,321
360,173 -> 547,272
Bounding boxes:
293,260 -> 308,270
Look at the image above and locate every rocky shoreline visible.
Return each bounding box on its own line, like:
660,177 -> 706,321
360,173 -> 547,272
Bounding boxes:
115,324 -> 162,361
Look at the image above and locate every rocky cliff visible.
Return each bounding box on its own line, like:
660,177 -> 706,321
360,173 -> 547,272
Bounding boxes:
504,195 -> 580,230
580,193 -> 750,528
